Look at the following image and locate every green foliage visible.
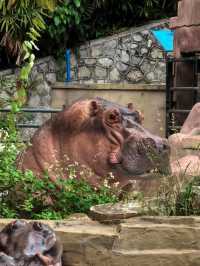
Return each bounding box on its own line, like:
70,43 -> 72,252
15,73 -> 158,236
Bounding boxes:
0,118 -> 118,220
0,0 -> 49,61
148,174 -> 200,216
175,177 -> 200,216
41,0 -> 177,55
0,1 -> 57,110
47,0 -> 82,42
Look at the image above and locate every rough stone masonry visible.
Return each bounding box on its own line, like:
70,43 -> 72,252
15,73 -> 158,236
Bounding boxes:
57,19 -> 169,84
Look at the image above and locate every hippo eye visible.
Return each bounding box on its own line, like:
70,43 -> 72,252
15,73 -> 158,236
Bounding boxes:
33,222 -> 43,231
109,114 -> 116,120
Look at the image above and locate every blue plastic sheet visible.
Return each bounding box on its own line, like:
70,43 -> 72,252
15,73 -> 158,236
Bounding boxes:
151,29 -> 174,52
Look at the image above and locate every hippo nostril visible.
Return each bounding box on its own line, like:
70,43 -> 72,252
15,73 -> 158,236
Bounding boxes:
163,143 -> 169,150
157,142 -> 169,154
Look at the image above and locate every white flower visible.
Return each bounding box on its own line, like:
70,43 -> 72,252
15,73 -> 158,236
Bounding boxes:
113,181 -> 120,188
0,143 -> 5,152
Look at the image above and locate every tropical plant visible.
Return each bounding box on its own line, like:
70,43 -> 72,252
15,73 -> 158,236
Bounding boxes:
0,0 -> 59,111
0,0 -> 58,60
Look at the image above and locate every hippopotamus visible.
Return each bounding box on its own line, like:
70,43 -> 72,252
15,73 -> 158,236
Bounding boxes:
17,98 -> 170,191
0,220 -> 62,266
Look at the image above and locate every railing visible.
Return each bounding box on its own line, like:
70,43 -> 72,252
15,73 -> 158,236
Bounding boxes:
0,107 -> 62,128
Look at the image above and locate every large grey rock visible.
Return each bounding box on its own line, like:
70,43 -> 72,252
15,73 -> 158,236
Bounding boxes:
40,95 -> 51,106
30,66 -> 38,81
133,34 -> 143,42
36,80 -> 51,96
80,48 -> 90,57
91,46 -> 102,57
48,58 -> 57,72
104,40 -> 117,50
127,70 -> 143,82
141,60 -> 155,74
98,58 -> 113,68
131,55 -> 142,66
1,74 -> 16,89
37,62 -> 48,73
95,66 -> 107,79
0,91 -> 10,101
28,95 -> 40,107
146,71 -> 156,81
121,50 -> 130,63
116,62 -> 128,72
78,66 -> 91,79
0,69 -> 13,76
140,47 -> 148,55
45,73 -> 56,85
154,68 -> 166,82
110,68 -> 120,81
150,48 -> 163,59
85,58 -> 96,65
130,43 -> 138,49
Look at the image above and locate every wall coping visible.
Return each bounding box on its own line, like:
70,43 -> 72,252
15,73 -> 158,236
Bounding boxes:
52,82 -> 165,91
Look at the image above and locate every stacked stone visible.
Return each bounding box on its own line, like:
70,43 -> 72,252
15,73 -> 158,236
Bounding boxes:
64,20 -> 168,84
0,56 -> 57,139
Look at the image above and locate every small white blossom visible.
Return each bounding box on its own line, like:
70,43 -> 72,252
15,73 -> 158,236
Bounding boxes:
0,143 -> 5,152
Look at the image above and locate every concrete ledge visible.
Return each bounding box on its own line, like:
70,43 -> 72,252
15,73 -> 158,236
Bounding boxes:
52,82 -> 165,91
1,216 -> 200,266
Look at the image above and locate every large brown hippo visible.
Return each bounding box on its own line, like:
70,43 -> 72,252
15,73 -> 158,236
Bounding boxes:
17,98 -> 170,190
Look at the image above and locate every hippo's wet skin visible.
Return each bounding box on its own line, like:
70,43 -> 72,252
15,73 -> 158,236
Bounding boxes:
17,98 -> 170,190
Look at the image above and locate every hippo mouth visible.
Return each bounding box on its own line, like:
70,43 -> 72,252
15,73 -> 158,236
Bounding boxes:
120,164 -> 171,178
119,143 -> 171,178
119,164 -> 171,181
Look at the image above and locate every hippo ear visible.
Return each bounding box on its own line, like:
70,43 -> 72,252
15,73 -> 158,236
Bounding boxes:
106,109 -> 122,124
127,103 -> 134,111
90,100 -> 101,117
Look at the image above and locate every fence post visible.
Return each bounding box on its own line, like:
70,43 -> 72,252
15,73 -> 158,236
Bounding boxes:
65,49 -> 71,82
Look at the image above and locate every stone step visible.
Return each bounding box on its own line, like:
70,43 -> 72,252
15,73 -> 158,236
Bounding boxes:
113,222 -> 200,250
111,249 -> 200,266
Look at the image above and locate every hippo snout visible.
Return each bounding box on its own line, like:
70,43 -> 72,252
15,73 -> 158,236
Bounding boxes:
154,137 -> 170,154
121,133 -> 170,175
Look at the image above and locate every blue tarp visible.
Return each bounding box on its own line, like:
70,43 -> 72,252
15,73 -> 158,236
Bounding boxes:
151,29 -> 174,52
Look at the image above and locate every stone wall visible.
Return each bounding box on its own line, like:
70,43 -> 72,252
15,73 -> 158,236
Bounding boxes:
0,20 -> 169,139
58,19 -> 169,84
0,56 -> 57,139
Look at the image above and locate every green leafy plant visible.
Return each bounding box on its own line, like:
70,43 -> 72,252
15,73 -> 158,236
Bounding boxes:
0,0 -> 57,60
0,0 -> 58,112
